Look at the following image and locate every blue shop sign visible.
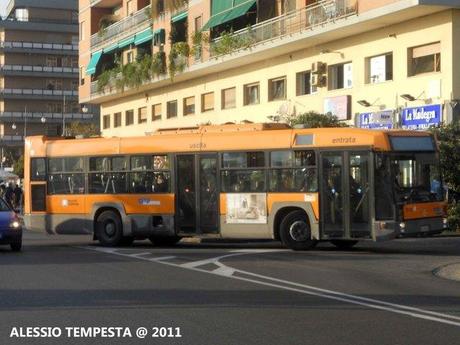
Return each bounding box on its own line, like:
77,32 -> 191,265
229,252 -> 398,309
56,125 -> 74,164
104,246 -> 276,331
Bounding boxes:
401,104 -> 442,130
359,110 -> 393,129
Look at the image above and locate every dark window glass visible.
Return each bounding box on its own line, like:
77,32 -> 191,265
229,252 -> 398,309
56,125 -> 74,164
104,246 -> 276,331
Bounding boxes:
31,158 -> 46,181
390,137 -> 435,151
269,168 -> 317,192
31,185 -> 46,211
88,172 -> 127,194
271,151 -> 293,167
222,152 -> 265,168
295,151 -> 316,167
49,157 -> 84,173
130,172 -> 170,193
221,170 -> 266,192
89,157 -> 127,172
112,157 -> 128,171
131,155 -> 169,171
49,158 -> 64,173
48,173 -> 85,195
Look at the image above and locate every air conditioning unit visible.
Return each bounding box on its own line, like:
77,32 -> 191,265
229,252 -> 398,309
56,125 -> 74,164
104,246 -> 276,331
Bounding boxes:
312,61 -> 326,75
311,74 -> 327,88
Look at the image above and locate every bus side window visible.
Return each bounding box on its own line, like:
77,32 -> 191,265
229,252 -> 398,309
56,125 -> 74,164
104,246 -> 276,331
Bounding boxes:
31,158 -> 46,181
269,150 -> 317,193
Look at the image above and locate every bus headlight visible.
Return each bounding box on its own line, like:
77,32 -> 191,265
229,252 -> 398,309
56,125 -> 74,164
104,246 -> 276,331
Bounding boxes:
10,221 -> 20,229
399,222 -> 406,231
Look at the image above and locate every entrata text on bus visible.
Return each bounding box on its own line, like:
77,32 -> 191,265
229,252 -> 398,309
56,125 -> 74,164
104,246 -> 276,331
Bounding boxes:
23,123 -> 448,250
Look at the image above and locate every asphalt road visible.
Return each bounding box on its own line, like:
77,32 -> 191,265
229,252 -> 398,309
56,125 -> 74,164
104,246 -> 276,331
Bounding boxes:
0,231 -> 460,345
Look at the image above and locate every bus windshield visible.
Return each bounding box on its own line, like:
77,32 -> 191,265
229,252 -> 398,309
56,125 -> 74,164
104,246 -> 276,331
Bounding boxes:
390,152 -> 443,202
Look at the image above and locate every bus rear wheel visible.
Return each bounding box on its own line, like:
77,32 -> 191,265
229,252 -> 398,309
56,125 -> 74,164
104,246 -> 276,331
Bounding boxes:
149,236 -> 181,246
96,211 -> 123,247
279,210 -> 317,251
330,240 -> 358,250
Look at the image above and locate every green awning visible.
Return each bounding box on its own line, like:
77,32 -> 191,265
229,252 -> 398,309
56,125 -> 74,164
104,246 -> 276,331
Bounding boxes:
103,42 -> 118,53
117,36 -> 135,49
86,50 -> 103,75
171,11 -> 187,23
134,28 -> 153,45
202,0 -> 255,31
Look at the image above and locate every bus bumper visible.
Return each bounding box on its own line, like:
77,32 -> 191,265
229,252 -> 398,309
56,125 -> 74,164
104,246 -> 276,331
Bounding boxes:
397,217 -> 446,238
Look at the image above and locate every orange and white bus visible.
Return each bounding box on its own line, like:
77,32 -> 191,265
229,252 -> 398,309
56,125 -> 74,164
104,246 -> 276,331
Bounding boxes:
23,123 -> 448,250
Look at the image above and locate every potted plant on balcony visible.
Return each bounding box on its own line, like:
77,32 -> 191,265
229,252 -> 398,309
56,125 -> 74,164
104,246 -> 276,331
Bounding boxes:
168,42 -> 190,79
98,16 -> 116,37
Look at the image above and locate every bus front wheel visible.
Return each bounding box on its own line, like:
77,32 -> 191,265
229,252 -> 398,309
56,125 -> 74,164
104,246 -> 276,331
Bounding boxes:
96,211 -> 123,247
279,210 -> 317,251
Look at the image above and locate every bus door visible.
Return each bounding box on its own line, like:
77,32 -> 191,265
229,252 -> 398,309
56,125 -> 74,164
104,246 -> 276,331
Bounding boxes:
175,154 -> 219,235
319,151 -> 371,239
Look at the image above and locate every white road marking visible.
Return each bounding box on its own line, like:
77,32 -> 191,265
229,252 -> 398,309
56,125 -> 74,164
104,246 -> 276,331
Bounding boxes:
80,246 -> 460,327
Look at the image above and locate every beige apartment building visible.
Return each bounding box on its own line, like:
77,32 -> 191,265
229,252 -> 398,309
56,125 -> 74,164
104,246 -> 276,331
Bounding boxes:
79,0 -> 460,137
0,0 -> 97,165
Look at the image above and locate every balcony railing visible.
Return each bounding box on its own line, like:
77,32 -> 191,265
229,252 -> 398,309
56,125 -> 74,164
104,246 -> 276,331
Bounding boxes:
209,0 -> 357,58
0,135 -> 23,142
0,65 -> 78,74
0,89 -> 78,97
0,41 -> 78,51
0,111 -> 94,121
91,0 -> 358,98
91,5 -> 152,50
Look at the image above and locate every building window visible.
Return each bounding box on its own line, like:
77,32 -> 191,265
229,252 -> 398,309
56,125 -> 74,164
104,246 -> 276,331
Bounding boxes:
201,92 -> 214,112
102,115 -> 110,129
80,67 -> 85,86
409,42 -> 441,76
296,71 -> 317,96
222,87 -> 236,109
126,110 -> 134,126
328,62 -> 353,90
46,79 -> 62,90
126,51 -> 134,64
46,56 -> 57,67
138,107 -> 147,124
79,21 -> 85,41
127,0 -> 134,16
367,53 -> 393,83
71,57 -> 79,68
244,83 -> 260,105
183,96 -> 195,116
167,100 -> 178,119
152,104 -> 162,121
269,77 -> 286,101
114,112 -> 122,127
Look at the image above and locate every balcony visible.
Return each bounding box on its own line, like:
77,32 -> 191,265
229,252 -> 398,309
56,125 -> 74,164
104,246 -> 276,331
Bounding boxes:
0,41 -> 78,53
209,0 -> 357,58
89,1 -> 358,100
0,89 -> 78,99
0,111 -> 94,123
90,5 -> 152,51
0,65 -> 78,76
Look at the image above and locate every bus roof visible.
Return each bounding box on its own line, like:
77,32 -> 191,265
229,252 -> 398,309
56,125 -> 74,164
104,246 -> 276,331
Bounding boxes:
25,123 -> 434,157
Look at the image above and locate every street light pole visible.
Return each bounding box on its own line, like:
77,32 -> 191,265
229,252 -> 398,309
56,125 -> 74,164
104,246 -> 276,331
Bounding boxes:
62,94 -> 66,136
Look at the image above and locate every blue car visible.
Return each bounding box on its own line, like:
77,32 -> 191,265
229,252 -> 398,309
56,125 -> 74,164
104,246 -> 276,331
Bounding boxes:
0,198 -> 22,251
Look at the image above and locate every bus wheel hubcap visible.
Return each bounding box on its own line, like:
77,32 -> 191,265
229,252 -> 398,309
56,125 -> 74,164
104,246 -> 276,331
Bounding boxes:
289,221 -> 309,242
105,222 -> 116,237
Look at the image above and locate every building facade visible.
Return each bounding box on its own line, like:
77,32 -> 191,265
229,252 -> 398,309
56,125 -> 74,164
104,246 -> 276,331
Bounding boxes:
79,0 -> 460,137
0,0 -> 97,165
